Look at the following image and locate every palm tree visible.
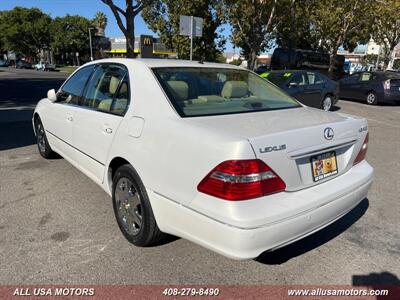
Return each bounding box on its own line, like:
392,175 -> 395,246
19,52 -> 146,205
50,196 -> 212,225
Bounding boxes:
92,12 -> 107,37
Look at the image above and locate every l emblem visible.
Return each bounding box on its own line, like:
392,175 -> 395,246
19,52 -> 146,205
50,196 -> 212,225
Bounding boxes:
324,127 -> 334,140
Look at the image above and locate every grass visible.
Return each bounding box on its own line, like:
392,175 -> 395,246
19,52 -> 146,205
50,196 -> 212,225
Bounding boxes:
56,66 -> 78,74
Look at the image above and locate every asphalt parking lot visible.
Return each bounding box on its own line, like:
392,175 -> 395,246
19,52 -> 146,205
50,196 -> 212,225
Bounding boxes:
0,68 -> 399,285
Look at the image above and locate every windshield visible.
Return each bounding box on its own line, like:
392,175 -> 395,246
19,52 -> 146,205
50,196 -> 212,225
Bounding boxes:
152,67 -> 300,117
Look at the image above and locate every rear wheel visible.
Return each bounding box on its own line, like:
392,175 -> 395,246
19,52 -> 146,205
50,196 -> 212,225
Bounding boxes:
35,117 -> 55,159
112,164 -> 165,246
321,94 -> 333,111
366,91 -> 378,105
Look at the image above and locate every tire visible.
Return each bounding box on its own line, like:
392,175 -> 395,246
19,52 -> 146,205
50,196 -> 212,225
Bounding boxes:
321,94 -> 333,111
366,91 -> 378,105
35,117 -> 55,159
112,164 -> 165,246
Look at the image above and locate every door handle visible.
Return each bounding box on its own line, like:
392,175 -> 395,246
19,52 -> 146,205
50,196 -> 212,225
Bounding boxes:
104,127 -> 113,134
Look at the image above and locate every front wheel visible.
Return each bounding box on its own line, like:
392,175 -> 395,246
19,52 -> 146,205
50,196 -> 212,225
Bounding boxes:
321,95 -> 333,111
366,91 -> 378,105
112,164 -> 165,246
35,118 -> 55,159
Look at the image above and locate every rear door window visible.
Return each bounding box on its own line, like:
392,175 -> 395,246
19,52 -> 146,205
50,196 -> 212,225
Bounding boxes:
307,72 -> 325,85
290,73 -> 308,86
82,64 -> 129,115
359,72 -> 372,81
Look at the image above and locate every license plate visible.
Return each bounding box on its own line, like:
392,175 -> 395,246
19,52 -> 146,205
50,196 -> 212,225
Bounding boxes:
311,151 -> 338,182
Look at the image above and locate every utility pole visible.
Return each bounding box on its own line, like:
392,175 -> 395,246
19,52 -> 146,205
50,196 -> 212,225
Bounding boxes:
88,27 -> 94,61
190,16 -> 193,61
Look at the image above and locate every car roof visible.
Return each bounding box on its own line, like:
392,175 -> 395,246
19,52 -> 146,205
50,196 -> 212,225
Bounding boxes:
83,58 -> 244,70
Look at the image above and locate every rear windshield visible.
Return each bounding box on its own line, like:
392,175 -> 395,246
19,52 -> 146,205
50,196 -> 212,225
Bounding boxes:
152,67 -> 300,117
264,72 -> 293,86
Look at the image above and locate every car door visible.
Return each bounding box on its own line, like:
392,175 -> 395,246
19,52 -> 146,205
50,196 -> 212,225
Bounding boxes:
43,65 -> 95,160
72,63 -> 130,183
301,71 -> 324,108
339,73 -> 360,99
357,72 -> 373,99
286,72 -> 309,104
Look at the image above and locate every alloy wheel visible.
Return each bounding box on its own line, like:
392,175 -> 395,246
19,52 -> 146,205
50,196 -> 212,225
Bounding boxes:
114,177 -> 142,236
366,92 -> 376,104
36,122 -> 46,153
322,96 -> 332,111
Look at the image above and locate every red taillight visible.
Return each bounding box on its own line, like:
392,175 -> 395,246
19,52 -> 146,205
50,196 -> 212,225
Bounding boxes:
197,159 -> 286,201
353,132 -> 369,165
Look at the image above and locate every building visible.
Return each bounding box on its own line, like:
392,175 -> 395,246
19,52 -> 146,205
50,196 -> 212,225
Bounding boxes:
106,36 -> 176,58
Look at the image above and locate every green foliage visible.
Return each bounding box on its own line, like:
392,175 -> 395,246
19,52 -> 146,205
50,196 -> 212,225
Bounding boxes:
142,0 -> 226,61
362,54 -> 379,66
225,0 -> 277,70
274,0 -> 320,50
393,59 -> 400,70
370,0 -> 400,68
50,15 -> 91,58
228,59 -> 243,66
92,12 -> 108,36
0,7 -> 52,58
310,0 -> 372,54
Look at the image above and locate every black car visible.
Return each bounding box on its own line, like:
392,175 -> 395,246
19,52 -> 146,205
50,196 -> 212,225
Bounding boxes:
260,70 -> 338,111
16,60 -> 32,69
339,71 -> 400,105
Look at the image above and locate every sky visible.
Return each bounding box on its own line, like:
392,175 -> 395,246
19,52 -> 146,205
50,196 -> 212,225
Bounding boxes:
0,0 -> 237,52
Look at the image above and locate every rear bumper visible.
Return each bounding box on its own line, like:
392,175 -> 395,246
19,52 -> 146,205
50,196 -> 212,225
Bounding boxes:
149,161 -> 373,260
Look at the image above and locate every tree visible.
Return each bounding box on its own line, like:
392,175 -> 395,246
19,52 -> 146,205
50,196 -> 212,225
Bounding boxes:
50,15 -> 92,65
101,0 -> 152,58
226,0 -> 277,70
0,7 -> 52,58
309,0 -> 372,72
393,59 -> 400,70
274,0 -> 320,50
92,12 -> 108,37
362,53 -> 379,66
370,0 -> 400,69
142,0 -> 225,61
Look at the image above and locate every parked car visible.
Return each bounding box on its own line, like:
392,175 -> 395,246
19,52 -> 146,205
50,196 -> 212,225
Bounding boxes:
16,60 -> 32,69
0,60 -> 9,67
339,71 -> 400,105
33,59 -> 373,260
255,64 -> 269,75
34,62 -> 56,71
260,70 -> 338,111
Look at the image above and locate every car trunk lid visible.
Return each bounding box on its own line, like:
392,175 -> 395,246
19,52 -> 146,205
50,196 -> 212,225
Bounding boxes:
188,107 -> 366,191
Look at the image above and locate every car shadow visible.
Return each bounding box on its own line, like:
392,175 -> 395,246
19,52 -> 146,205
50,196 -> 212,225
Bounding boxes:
0,75 -> 65,151
255,198 -> 369,265
353,271 -> 400,300
0,108 -> 36,151
331,105 -> 341,111
339,98 -> 400,107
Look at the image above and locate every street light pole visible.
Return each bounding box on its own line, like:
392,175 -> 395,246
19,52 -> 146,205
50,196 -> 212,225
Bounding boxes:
88,28 -> 94,61
190,16 -> 193,61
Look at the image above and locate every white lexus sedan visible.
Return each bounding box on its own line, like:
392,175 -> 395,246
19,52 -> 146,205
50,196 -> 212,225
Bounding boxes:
33,59 -> 373,260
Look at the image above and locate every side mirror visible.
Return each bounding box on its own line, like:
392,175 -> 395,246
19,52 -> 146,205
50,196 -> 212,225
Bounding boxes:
47,89 -> 57,102
288,82 -> 298,88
